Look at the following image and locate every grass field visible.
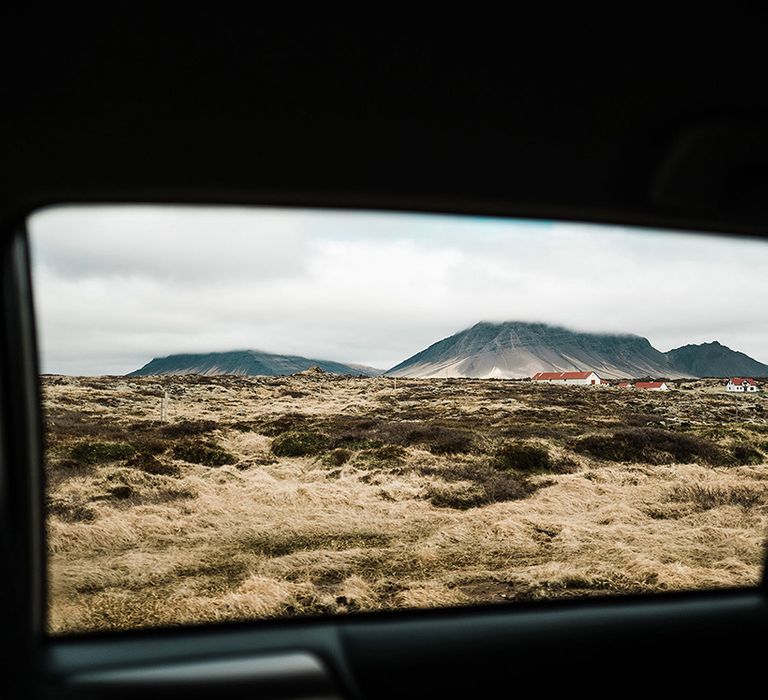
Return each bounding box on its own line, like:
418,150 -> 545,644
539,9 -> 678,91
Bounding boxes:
43,372 -> 768,634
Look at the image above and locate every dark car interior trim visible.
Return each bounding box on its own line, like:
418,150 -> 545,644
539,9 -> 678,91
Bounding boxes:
3,22 -> 768,698
1,229 -> 45,695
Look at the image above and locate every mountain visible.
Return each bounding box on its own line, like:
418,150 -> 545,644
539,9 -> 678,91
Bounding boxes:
128,350 -> 382,377
665,341 -> 768,378
387,321 -> 692,379
127,326 -> 768,381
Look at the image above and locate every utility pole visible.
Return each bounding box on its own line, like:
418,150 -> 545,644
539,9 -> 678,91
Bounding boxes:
160,390 -> 169,422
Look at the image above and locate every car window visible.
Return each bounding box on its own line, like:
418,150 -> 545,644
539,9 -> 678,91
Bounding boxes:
29,205 -> 768,635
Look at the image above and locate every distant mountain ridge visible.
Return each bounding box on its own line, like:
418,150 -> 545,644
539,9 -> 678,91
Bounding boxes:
127,323 -> 768,380
665,341 -> 768,378
386,321 -> 768,379
128,350 -> 382,378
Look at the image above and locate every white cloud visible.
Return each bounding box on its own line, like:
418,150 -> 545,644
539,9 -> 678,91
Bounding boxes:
28,206 -> 768,374
31,205 -> 311,282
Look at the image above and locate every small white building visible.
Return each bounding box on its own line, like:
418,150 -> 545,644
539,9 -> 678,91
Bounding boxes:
634,381 -> 670,391
531,371 -> 601,385
726,377 -> 760,393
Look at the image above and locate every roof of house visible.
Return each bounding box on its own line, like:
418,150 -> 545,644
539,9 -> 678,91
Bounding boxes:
617,382 -> 632,387
729,377 -> 757,385
635,381 -> 666,389
531,371 -> 597,380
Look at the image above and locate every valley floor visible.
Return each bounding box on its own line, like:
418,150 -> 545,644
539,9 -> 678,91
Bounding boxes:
43,374 -> 768,633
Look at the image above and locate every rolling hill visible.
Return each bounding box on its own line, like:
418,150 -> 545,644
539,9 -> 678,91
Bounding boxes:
665,341 -> 768,378
128,350 -> 382,377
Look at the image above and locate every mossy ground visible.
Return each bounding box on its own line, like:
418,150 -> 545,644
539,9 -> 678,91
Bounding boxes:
43,374 -> 768,633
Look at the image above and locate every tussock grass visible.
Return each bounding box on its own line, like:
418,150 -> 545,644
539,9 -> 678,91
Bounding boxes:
271,430 -> 329,457
731,444 -> 764,466
172,439 -> 236,467
70,440 -> 135,464
493,442 -> 552,472
324,448 -> 353,466
355,445 -> 408,468
422,462 -> 544,509
160,419 -> 220,438
48,495 -> 98,523
573,428 -> 730,466
126,452 -> 181,477
669,484 -> 765,510
258,413 -> 310,437
42,375 -> 768,634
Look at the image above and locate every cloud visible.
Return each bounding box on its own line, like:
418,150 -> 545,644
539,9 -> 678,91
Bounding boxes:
28,206 -> 768,374
31,205 -> 312,282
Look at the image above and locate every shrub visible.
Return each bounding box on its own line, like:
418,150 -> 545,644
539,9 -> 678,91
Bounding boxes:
572,428 -> 729,466
478,468 -> 545,503
403,424 -> 474,454
321,415 -> 475,454
271,430 -> 329,457
126,452 -> 181,477
731,444 -> 764,466
160,420 -> 220,438
47,496 -> 98,522
622,413 -> 669,428
107,484 -> 134,500
423,462 -> 546,509
230,421 -> 259,432
552,456 -> 579,474
259,413 -> 310,436
172,439 -> 236,467
419,427 -> 474,455
70,440 -> 135,464
332,436 -> 382,450
47,458 -> 93,487
128,435 -> 167,455
325,448 -> 353,466
493,442 -> 552,472
321,415 -> 383,449
357,445 -> 407,465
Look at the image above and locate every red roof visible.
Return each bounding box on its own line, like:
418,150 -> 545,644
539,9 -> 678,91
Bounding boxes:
729,377 -> 757,386
635,381 -> 666,389
532,371 -> 597,380
617,382 -> 632,388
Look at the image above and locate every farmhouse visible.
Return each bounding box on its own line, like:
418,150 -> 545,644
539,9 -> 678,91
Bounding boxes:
726,377 -> 760,393
635,381 -> 669,391
531,371 -> 601,385
617,381 -> 633,388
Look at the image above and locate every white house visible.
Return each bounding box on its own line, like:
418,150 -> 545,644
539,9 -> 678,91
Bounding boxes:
634,381 -> 670,391
531,371 -> 601,385
726,377 -> 760,393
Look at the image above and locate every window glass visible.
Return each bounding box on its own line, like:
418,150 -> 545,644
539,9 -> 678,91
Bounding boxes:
30,206 -> 768,634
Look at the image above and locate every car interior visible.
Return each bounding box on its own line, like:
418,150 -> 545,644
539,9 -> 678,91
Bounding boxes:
2,22 -> 768,699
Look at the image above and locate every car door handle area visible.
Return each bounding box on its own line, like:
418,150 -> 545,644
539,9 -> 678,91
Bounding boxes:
59,651 -> 344,699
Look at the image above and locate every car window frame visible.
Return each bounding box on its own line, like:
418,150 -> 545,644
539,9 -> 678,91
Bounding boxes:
4,204 -> 768,698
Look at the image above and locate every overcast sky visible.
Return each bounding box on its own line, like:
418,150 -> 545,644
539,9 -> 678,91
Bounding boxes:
28,205 -> 768,375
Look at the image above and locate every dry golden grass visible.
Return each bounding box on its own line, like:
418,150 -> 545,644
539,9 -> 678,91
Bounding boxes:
43,374 -> 768,634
